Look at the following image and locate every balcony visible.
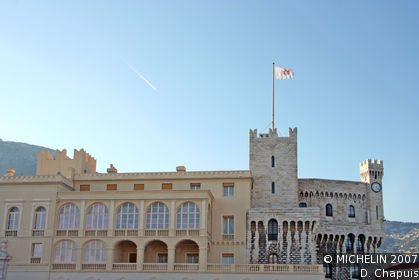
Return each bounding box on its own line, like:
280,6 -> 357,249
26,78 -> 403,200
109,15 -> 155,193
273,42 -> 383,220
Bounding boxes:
56,230 -> 78,237
50,263 -> 322,274
144,229 -> 169,237
85,230 -> 108,237
114,229 -> 138,237
175,229 -> 200,236
5,230 -> 17,237
32,230 -> 45,236
30,257 -> 41,264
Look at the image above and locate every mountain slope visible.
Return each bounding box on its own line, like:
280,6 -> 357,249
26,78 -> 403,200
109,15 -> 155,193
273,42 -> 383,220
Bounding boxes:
0,138 -> 55,176
380,221 -> 419,253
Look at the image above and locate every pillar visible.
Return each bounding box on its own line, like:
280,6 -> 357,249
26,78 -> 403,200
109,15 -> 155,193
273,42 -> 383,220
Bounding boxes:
137,244 -> 144,271
168,245 -> 175,271
139,200 -> 144,236
199,244 -> 208,272
169,200 -> 175,236
108,200 -> 115,237
79,200 -> 85,236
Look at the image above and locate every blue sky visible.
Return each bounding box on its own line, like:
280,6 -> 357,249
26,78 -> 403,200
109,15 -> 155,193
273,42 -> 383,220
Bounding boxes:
1,1 -> 418,222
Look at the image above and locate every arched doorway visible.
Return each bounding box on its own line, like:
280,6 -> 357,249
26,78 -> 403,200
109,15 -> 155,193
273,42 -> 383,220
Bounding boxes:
114,240 -> 137,263
144,240 -> 168,263
175,239 -> 199,264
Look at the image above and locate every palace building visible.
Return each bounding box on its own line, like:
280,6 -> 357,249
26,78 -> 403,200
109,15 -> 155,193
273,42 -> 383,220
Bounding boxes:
0,127 -> 385,280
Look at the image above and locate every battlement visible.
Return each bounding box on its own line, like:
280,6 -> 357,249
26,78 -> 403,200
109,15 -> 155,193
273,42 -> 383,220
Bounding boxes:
36,148 -> 96,178
360,159 -> 384,170
249,127 -> 297,140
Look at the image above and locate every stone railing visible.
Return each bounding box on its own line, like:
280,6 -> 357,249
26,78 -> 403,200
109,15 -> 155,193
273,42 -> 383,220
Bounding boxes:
50,263 -> 323,274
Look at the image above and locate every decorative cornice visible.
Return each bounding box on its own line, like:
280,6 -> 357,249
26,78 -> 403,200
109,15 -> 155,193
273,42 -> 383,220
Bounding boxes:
74,170 -> 252,181
0,174 -> 73,188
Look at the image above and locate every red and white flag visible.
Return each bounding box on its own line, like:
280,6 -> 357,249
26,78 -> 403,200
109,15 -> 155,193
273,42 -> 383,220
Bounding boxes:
275,66 -> 294,79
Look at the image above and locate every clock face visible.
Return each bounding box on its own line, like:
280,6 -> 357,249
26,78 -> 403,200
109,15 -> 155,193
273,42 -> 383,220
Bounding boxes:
371,182 -> 382,193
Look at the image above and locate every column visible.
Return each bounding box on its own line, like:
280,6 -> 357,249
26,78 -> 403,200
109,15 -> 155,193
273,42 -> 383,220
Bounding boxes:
200,200 -> 207,236
76,243 -> 82,270
139,200 -> 144,236
199,242 -> 208,272
168,245 -> 175,271
286,220 -> 291,264
137,244 -> 144,271
108,200 -> 115,237
106,246 -> 113,270
79,200 -> 85,236
169,200 -> 175,236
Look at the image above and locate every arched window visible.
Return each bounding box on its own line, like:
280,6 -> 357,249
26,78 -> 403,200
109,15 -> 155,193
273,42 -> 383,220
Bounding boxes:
325,204 -> 333,216
34,207 -> 47,230
268,219 -> 278,241
346,235 -> 354,251
176,202 -> 200,229
324,263 -> 332,278
84,240 -> 106,263
87,203 -> 108,230
58,204 -> 80,230
271,156 -> 275,167
348,205 -> 355,218
7,207 -> 20,230
356,237 -> 364,252
351,263 -> 360,279
146,202 -> 169,229
116,203 -> 138,229
271,182 -> 275,194
54,240 -> 76,263
268,253 -> 278,264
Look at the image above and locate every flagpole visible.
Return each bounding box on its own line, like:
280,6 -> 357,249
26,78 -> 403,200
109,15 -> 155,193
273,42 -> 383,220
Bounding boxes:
272,62 -> 275,131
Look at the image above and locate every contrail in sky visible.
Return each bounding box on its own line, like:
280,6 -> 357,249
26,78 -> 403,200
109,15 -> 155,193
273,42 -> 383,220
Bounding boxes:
124,61 -> 158,92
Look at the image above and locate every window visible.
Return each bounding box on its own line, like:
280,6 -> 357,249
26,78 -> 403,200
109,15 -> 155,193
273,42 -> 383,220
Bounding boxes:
87,203 -> 108,230
351,264 -> 360,279
162,183 -> 172,190
134,184 -> 144,191
223,216 -> 234,236
32,243 -> 43,258
34,207 -> 46,230
348,205 -> 355,218
271,156 -> 275,167
54,240 -> 76,263
190,183 -> 201,190
356,237 -> 364,252
268,219 -> 278,241
177,202 -> 200,229
376,205 -> 379,220
346,237 -> 354,251
325,204 -> 333,217
324,263 -> 332,278
146,202 -> 169,229
269,254 -> 278,264
186,253 -> 199,264
7,207 -> 20,230
222,253 -> 234,264
223,183 -> 234,197
107,184 -> 117,191
271,182 -> 275,194
158,253 -> 168,263
80,185 -> 90,191
58,204 -> 80,230
299,203 -> 307,208
84,240 -> 106,263
116,203 -> 138,229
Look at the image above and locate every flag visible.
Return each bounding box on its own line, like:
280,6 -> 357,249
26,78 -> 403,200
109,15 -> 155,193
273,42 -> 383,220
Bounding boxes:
275,66 -> 294,79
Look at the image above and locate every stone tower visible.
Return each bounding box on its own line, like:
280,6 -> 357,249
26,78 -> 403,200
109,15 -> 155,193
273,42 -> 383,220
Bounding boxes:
249,127 -> 298,208
360,159 -> 384,227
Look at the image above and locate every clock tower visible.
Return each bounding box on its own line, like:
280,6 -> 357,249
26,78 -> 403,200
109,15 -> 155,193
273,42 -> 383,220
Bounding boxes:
360,159 -> 384,226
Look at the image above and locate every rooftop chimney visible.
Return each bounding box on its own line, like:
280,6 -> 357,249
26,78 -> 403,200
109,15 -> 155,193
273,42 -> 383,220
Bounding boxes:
107,164 -> 118,174
4,169 -> 15,177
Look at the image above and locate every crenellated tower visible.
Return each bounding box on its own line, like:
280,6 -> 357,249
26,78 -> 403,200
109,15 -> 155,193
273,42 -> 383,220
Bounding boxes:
360,159 -> 384,227
249,127 -> 298,208
36,148 -> 96,178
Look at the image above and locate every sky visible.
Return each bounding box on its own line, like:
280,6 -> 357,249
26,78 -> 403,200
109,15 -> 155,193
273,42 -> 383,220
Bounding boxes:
0,1 -> 418,222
